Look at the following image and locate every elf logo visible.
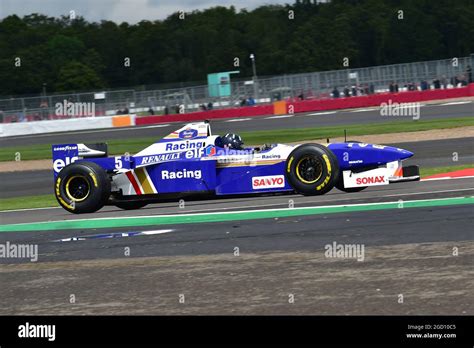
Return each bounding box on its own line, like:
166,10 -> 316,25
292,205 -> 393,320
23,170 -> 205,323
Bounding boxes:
53,156 -> 78,173
252,175 -> 285,189
356,175 -> 386,185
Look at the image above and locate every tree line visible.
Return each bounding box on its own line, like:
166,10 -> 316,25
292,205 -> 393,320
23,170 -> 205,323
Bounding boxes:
0,0 -> 473,96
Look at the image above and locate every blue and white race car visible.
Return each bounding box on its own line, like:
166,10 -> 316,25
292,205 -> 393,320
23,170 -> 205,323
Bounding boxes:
52,121 -> 420,213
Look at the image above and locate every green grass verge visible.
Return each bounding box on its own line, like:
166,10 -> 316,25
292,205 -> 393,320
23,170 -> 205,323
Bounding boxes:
419,164 -> 473,177
0,137 -> 159,162
0,164 -> 471,211
0,194 -> 57,211
1,117 -> 472,162
241,117 -> 474,145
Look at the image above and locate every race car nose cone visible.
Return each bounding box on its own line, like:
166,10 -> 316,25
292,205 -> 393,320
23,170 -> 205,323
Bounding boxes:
397,148 -> 414,159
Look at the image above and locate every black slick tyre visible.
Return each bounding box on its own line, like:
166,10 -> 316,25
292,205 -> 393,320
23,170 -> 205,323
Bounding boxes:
55,161 -> 111,214
285,143 -> 339,195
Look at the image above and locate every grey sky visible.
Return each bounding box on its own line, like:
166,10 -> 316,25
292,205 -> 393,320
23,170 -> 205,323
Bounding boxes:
0,0 -> 291,23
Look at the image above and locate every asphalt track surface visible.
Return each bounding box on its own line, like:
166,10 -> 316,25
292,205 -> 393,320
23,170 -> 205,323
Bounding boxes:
1,177 -> 473,243
1,137 -> 472,198
1,100 -> 472,147
0,177 -> 473,314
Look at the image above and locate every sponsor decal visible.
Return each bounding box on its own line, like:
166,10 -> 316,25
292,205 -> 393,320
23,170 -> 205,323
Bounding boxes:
372,144 -> 386,149
165,141 -> 204,151
252,175 -> 285,189
356,175 -> 386,185
179,128 -> 198,139
53,145 -> 78,151
348,143 -> 369,148
161,169 -> 202,180
205,145 -> 217,157
261,154 -> 281,159
343,168 -> 390,188
140,153 -> 180,165
53,156 -> 78,173
349,160 -> 363,164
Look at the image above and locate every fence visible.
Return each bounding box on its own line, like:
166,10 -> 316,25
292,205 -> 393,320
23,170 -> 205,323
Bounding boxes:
1,54 -> 472,123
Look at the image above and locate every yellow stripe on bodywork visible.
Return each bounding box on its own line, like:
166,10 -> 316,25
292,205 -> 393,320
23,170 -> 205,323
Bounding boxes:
135,168 -> 154,194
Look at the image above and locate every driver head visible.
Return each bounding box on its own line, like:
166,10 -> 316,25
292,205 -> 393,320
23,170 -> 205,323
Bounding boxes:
219,133 -> 244,150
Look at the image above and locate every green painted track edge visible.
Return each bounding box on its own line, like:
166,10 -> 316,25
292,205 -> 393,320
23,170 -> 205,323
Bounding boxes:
1,196 -> 473,232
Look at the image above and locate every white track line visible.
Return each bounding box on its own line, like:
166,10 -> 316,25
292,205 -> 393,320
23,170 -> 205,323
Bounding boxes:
306,111 -> 337,116
225,118 -> 252,122
140,124 -> 171,128
437,101 -> 472,106
55,229 -> 174,242
141,229 -> 174,235
349,108 -> 378,113
264,115 -> 293,119
6,124 -> 172,138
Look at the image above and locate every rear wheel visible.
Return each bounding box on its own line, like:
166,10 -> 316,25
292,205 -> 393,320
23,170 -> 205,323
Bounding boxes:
115,201 -> 148,210
55,161 -> 111,214
285,144 -> 339,195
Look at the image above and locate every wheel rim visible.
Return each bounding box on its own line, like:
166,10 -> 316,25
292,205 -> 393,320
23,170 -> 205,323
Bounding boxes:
65,175 -> 90,202
296,155 -> 323,184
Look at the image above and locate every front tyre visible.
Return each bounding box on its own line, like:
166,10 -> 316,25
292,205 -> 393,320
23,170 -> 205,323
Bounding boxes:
55,161 -> 111,214
285,144 -> 339,195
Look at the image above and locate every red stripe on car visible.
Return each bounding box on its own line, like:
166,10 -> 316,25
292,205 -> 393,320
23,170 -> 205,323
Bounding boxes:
126,171 -> 142,195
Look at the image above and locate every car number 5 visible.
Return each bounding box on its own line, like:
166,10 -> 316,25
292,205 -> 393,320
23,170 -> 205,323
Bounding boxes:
115,157 -> 123,169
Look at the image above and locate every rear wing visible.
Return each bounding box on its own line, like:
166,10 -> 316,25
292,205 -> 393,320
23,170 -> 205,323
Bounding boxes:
52,143 -> 107,178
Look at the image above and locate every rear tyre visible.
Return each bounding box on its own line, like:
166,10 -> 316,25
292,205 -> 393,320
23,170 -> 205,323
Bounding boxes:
115,201 -> 148,210
55,161 -> 111,214
285,143 -> 339,195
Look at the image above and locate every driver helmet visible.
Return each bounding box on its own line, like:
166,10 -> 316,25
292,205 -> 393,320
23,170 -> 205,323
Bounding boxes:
219,133 -> 244,150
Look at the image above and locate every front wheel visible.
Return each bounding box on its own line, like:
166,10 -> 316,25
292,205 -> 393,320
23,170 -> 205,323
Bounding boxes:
285,143 -> 339,195
55,161 -> 111,214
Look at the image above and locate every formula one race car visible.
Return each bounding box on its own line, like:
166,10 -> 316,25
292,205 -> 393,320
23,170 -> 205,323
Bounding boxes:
52,121 -> 420,213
